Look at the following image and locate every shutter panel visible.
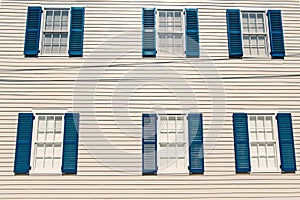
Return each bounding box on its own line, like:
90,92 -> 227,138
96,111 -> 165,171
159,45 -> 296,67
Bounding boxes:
142,8 -> 156,57
142,114 -> 157,174
69,7 -> 85,57
268,10 -> 285,59
233,113 -> 251,173
185,8 -> 200,58
14,113 -> 34,174
277,113 -> 296,172
62,113 -> 80,174
188,113 -> 204,174
226,9 -> 243,58
24,6 -> 42,57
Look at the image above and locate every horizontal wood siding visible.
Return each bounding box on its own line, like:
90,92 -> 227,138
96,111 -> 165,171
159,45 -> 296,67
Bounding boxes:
0,0 -> 300,199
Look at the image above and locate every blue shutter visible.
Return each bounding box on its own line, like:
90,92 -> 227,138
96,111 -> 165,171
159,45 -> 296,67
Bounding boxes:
188,113 -> 204,174
14,113 -> 34,174
233,113 -> 251,173
68,7 -> 85,57
268,10 -> 285,59
142,114 -> 157,174
62,113 -> 80,174
24,7 -> 42,57
226,9 -> 243,58
277,113 -> 296,172
142,8 -> 156,57
185,8 -> 200,58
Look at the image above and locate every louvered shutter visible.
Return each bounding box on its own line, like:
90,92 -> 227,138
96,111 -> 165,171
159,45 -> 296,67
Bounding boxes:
142,8 -> 156,57
24,7 -> 42,57
62,113 -> 80,174
69,7 -> 85,57
14,113 -> 34,174
277,113 -> 296,172
188,113 -> 204,173
185,8 -> 200,58
268,10 -> 285,59
142,114 -> 157,174
226,9 -> 243,58
233,113 -> 251,173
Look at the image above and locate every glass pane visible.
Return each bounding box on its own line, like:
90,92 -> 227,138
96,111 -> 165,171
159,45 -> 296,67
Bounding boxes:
250,144 -> 257,157
257,13 -> 264,23
249,13 -> 256,32
53,144 -> 61,158
61,11 -> 68,31
55,116 -> 62,131
168,116 -> 176,132
45,144 -> 53,158
243,35 -> 250,46
36,144 -> 44,157
259,156 -> 267,169
242,13 -> 248,32
267,144 -> 275,156
267,156 -> 276,169
258,36 -> 266,47
176,116 -> 183,131
46,116 -> 55,130
35,158 -> 44,170
43,45 -> 51,54
53,21 -> 60,31
38,116 -> 46,130
45,159 -> 52,170
45,11 -> 53,30
244,47 -> 250,56
251,156 -> 259,169
44,34 -> 52,45
52,34 -> 60,46
53,158 -> 61,169
259,144 -> 266,156
177,144 -> 185,158
168,144 -> 176,158
160,158 -> 168,169
167,11 -> 174,32
174,34 -> 183,54
160,144 -> 168,158
257,116 -> 264,140
54,11 -> 61,21
176,132 -> 184,142
52,45 -> 60,54
177,157 -> 185,168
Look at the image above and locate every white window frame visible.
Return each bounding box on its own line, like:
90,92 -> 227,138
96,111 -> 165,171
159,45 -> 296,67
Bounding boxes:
156,9 -> 186,57
39,7 -> 71,57
157,114 -> 189,174
30,112 -> 65,174
240,10 -> 270,58
247,113 -> 281,173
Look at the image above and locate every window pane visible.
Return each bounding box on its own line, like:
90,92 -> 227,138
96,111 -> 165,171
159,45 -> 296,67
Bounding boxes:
46,116 -> 55,130
45,11 -> 53,30
167,11 -> 174,32
250,144 -> 258,157
242,13 -> 249,33
36,144 -> 44,157
53,144 -> 61,158
45,144 -> 53,158
35,158 -> 44,170
160,144 -> 168,158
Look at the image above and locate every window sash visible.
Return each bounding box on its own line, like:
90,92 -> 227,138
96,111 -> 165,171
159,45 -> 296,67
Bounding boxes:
157,114 -> 189,173
31,114 -> 64,173
248,114 -> 281,172
241,11 -> 269,57
41,8 -> 70,55
157,10 -> 184,56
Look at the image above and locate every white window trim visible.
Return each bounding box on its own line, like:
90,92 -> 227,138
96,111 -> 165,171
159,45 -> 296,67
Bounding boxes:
157,114 -> 189,175
247,113 -> 281,173
38,7 -> 71,57
29,112 -> 65,175
240,10 -> 271,58
156,9 -> 186,58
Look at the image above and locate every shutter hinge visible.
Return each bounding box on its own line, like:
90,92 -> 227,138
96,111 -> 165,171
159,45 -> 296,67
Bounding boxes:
29,166 -> 32,170
280,164 -> 282,169
188,166 -> 190,170
183,11 -> 185,15
41,10 -> 43,13
186,116 -> 189,120
276,115 -> 278,120
184,51 -> 186,54
33,116 -> 35,120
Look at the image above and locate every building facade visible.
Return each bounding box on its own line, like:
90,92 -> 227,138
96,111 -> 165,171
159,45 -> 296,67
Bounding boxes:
0,0 -> 300,199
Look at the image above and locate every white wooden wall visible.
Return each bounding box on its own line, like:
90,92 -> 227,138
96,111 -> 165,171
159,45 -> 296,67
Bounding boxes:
0,0 -> 300,199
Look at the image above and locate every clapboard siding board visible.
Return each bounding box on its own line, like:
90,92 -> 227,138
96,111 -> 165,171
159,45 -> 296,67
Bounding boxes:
0,0 -> 300,199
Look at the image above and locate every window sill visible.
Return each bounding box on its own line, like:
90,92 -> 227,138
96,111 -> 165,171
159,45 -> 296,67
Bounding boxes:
242,56 -> 272,61
157,171 -> 189,175
29,172 -> 62,176
38,54 -> 70,58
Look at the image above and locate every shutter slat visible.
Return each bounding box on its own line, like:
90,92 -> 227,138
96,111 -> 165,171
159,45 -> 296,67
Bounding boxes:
24,7 -> 42,57
62,113 -> 80,174
277,113 -> 296,172
142,8 -> 156,57
142,114 -> 157,174
185,8 -> 200,58
188,113 -> 204,174
233,113 -> 251,173
268,10 -> 285,58
14,113 -> 34,174
226,9 -> 243,58
69,7 -> 85,57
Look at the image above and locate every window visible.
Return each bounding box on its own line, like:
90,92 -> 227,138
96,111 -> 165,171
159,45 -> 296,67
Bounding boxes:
233,113 -> 296,173
24,6 -> 84,57
142,8 -> 199,58
142,113 -> 204,175
242,11 -> 269,57
158,10 -> 184,56
31,114 -> 64,173
226,9 -> 285,59
158,114 -> 188,173
41,9 -> 69,55
248,114 -> 280,172
14,113 -> 79,175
